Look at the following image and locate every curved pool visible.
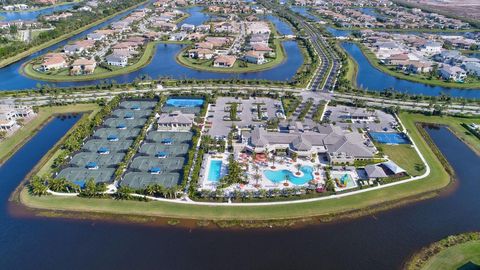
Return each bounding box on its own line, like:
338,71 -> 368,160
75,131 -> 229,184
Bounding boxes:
264,165 -> 314,185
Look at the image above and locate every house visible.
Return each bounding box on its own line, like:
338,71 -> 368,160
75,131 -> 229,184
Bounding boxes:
196,24 -> 210,33
243,50 -> 265,64
419,41 -> 442,55
63,44 -> 85,55
41,53 -> 67,71
463,62 -> 480,78
157,111 -> 195,131
407,61 -> 433,74
180,23 -> 195,32
213,55 -> 236,68
0,119 -> 16,131
87,33 -> 106,41
439,65 -> 467,82
106,54 -> 128,67
70,58 -> 96,75
169,32 -> 187,41
251,43 -> 273,54
188,48 -> 215,60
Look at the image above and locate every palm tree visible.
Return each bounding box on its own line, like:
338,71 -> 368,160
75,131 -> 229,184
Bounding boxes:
270,155 -> 276,169
295,163 -> 302,175
144,185 -> 155,196
253,173 -> 261,187
284,174 -> 290,186
315,164 -> 322,175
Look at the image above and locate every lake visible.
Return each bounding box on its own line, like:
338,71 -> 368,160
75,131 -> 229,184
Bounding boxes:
0,114 -> 479,269
0,7 -> 304,90
0,3 -> 76,21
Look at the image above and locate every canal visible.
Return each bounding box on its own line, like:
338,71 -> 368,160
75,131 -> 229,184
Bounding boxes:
0,6 -> 304,90
0,114 -> 479,269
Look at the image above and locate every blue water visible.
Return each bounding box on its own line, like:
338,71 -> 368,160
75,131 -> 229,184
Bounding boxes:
178,6 -> 210,26
0,3 -> 75,21
207,160 -> 222,182
264,165 -> 314,185
290,6 -> 319,22
342,42 -> 480,98
369,132 -> 410,144
326,26 -> 352,37
330,172 -> 356,188
265,15 -> 293,35
166,98 -> 204,107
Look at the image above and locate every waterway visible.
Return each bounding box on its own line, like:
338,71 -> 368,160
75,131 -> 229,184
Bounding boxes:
0,3 -> 76,21
0,6 -> 304,90
342,42 -> 480,98
0,116 -> 479,269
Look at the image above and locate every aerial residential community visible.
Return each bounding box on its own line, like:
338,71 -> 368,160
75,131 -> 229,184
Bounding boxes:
0,0 -> 479,269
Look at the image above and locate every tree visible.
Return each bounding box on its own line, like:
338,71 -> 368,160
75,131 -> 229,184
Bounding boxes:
115,186 -> 133,200
0,131 -> 7,140
29,176 -> 48,196
295,163 -> 302,175
253,173 -> 261,187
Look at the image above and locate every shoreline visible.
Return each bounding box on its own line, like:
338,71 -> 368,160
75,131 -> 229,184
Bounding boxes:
0,0 -> 148,69
0,0 -> 79,14
12,111 -> 475,227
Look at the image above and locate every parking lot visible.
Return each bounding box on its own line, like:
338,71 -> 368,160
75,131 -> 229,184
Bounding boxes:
206,97 -> 284,138
323,104 -> 398,132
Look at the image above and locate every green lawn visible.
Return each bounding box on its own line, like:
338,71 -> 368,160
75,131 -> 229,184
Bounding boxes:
421,241 -> 480,270
354,42 -> 480,89
19,111 -> 461,221
381,144 -> 425,176
0,104 -> 100,165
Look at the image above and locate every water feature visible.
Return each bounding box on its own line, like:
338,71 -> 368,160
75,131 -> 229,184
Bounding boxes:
342,42 -> 480,98
264,165 -> 314,185
289,6 -> 319,22
165,98 -> 204,107
178,6 -> 210,26
0,120 -> 478,269
0,3 -> 76,21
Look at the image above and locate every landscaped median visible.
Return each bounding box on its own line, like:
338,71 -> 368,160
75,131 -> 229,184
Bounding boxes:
351,42 -> 480,89
0,103 -> 101,165
175,38 -> 287,73
0,0 -> 149,69
18,111 -> 475,224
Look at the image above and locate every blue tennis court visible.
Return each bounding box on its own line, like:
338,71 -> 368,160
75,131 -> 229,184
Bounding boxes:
369,132 -> 410,144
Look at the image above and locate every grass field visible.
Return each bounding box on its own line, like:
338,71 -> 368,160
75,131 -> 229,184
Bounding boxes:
420,241 -> 480,270
0,104 -> 100,165
354,42 -> 480,89
19,111 -> 468,222
0,1 -> 148,69
381,144 -> 425,176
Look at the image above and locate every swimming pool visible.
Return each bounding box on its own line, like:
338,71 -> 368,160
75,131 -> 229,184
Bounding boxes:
369,132 -> 410,144
207,160 -> 223,182
264,166 -> 314,185
166,98 -> 204,108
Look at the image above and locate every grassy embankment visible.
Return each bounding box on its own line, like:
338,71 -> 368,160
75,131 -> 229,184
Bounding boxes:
19,111 -> 479,222
0,104 -> 101,166
406,232 -> 480,270
421,241 -> 480,270
0,0 -> 148,69
353,42 -> 480,89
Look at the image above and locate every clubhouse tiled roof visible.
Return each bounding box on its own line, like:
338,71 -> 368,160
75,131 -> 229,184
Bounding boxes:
157,111 -> 194,125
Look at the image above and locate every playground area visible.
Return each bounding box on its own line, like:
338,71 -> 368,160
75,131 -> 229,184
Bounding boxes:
330,170 -> 359,191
